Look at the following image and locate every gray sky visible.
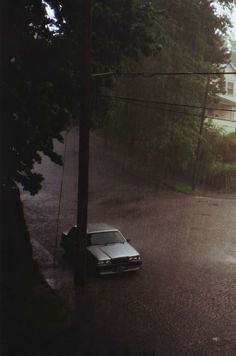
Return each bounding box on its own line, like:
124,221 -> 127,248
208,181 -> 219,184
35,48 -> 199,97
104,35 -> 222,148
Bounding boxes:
231,7 -> 236,37
214,3 -> 236,39
225,7 -> 236,38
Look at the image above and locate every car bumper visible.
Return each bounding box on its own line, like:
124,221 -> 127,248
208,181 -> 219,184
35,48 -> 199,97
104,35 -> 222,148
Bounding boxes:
97,261 -> 142,275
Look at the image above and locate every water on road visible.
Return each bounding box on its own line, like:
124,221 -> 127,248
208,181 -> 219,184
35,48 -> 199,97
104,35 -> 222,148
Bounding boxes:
21,128 -> 236,355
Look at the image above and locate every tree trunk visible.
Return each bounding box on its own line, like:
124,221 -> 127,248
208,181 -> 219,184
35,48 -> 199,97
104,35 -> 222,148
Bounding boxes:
2,183 -> 34,289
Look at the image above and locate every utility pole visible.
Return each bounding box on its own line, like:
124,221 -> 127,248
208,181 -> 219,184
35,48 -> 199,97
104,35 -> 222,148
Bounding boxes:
74,0 -> 92,286
192,76 -> 210,191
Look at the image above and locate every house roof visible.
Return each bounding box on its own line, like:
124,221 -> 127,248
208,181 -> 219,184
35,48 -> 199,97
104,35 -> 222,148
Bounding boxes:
217,94 -> 236,105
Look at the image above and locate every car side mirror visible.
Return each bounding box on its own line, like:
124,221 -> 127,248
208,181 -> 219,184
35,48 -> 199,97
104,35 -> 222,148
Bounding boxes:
126,239 -> 131,243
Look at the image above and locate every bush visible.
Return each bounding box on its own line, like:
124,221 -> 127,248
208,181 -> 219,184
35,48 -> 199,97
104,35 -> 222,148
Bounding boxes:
198,128 -> 236,190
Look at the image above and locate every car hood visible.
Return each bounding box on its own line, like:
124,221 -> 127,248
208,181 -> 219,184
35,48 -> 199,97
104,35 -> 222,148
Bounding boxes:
87,242 -> 139,261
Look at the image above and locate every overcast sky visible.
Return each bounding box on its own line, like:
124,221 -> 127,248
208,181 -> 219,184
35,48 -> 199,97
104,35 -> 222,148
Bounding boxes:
214,3 -> 236,39
225,7 -> 236,39
231,7 -> 236,37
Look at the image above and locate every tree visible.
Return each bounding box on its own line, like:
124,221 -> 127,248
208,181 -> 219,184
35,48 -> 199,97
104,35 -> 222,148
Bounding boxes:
2,0 -> 158,194
102,0 -> 236,185
1,0 -> 160,341
2,0 -> 71,194
1,0 -> 159,283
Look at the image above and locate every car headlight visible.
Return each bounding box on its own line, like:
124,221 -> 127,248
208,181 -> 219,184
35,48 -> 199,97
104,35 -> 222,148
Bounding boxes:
129,256 -> 140,261
97,260 -> 111,265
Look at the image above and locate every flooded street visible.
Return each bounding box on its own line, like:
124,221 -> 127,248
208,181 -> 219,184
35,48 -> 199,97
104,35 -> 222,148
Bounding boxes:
21,128 -> 236,355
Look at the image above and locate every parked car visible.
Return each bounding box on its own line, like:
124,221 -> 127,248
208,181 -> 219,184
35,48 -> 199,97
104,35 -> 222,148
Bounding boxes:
61,223 -> 142,275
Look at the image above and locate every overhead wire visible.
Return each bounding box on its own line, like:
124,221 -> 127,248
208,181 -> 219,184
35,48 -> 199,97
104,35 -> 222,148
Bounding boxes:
99,94 -> 236,114
53,129 -> 69,266
95,71 -> 236,123
99,95 -> 201,118
98,95 -> 236,123
92,71 -> 236,78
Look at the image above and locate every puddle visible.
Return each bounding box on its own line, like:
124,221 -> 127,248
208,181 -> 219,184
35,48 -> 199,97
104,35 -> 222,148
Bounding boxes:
209,247 -> 236,265
224,254 -> 236,264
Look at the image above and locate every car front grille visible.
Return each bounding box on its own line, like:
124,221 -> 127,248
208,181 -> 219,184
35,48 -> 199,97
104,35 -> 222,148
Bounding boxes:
112,257 -> 129,265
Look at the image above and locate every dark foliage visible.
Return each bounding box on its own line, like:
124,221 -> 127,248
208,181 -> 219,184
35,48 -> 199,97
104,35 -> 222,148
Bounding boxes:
2,0 -> 157,194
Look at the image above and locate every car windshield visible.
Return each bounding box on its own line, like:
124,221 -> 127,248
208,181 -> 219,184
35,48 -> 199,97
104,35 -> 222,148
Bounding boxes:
88,231 -> 125,246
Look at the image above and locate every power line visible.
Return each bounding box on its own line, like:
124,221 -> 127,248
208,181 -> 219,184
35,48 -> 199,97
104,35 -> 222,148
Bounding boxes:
92,71 -> 236,78
101,96 -> 201,118
102,95 -> 236,122
100,94 -> 236,114
53,129 -> 69,266
98,95 -> 236,123
99,95 -> 236,124
116,71 -> 236,77
113,99 -> 202,118
92,72 -> 114,77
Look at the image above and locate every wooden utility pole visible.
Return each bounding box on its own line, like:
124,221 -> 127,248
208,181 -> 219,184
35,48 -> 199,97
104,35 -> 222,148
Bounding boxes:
192,76 -> 210,191
74,0 -> 92,286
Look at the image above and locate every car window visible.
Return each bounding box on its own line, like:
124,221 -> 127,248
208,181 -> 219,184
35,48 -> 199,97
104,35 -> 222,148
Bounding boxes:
88,231 -> 125,246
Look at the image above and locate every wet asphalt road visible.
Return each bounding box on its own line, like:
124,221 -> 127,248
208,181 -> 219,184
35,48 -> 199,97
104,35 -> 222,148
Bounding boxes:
21,127 -> 236,355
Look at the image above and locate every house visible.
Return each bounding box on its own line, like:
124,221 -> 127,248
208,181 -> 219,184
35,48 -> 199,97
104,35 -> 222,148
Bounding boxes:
207,41 -> 236,133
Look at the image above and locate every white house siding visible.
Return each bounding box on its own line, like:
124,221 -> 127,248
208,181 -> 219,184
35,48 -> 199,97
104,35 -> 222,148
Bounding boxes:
206,61 -> 236,133
217,63 -> 236,105
213,103 -> 236,121
211,118 -> 236,133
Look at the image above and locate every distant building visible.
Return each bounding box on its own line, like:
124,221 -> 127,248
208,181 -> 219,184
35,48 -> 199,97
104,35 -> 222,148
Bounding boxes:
207,41 -> 236,133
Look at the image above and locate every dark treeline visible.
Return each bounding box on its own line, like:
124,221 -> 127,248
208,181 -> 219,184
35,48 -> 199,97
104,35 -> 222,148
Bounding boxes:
3,0 -> 236,195
98,0 -> 236,191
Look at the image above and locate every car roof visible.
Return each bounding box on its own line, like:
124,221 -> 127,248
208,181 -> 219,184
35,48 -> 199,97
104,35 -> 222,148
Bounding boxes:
72,223 -> 119,234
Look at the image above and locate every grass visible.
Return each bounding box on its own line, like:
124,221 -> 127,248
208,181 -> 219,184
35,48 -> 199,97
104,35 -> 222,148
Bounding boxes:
221,182 -> 236,194
164,179 -> 200,194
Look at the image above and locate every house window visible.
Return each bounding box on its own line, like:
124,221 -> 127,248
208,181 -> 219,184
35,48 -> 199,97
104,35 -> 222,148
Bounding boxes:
227,82 -> 234,95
